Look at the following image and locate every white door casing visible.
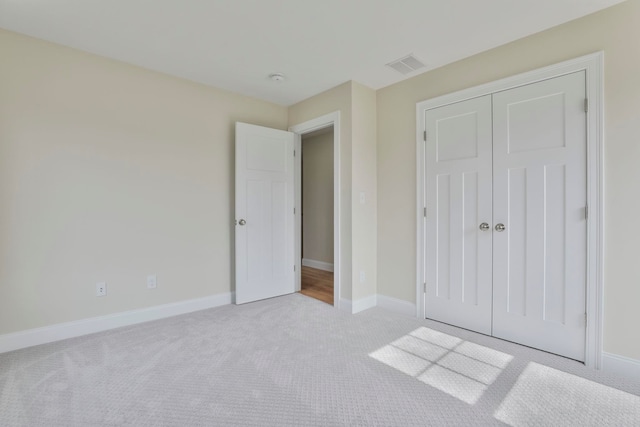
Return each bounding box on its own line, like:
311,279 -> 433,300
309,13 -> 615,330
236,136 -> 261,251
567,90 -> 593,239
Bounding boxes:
492,71 -> 587,361
289,111 -> 341,309
235,122 -> 295,304
424,95 -> 494,335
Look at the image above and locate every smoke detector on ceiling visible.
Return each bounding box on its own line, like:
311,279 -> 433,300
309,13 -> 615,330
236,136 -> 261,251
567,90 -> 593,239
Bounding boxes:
386,54 -> 426,75
269,73 -> 286,82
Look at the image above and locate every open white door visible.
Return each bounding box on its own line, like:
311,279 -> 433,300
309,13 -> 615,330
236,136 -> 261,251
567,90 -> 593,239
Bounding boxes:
235,122 -> 295,304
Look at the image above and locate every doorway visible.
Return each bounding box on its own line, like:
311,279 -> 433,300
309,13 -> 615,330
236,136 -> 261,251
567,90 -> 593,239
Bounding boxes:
234,112 -> 341,308
290,111 -> 341,308
299,127 -> 334,305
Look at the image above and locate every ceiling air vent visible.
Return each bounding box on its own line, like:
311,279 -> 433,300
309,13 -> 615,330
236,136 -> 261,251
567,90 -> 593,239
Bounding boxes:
386,54 -> 426,75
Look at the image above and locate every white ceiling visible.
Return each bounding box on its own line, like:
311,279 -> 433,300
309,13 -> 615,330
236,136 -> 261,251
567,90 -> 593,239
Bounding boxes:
0,0 -> 626,106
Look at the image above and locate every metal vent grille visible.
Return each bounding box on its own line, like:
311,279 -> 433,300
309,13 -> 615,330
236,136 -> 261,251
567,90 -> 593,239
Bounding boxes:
386,54 -> 426,75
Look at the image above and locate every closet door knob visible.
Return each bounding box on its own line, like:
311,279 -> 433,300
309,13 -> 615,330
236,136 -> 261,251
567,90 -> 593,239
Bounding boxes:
495,223 -> 505,232
479,223 -> 490,231
238,219 -> 246,226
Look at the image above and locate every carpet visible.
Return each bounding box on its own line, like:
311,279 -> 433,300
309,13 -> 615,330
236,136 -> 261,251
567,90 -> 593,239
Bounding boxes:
1,293 -> 639,426
494,362 -> 640,426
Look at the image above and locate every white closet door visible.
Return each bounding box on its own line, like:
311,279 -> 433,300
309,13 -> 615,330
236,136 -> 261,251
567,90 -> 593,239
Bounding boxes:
492,72 -> 587,361
424,95 -> 494,335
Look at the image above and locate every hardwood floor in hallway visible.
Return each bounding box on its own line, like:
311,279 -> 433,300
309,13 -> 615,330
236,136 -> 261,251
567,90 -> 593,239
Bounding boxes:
300,266 -> 333,305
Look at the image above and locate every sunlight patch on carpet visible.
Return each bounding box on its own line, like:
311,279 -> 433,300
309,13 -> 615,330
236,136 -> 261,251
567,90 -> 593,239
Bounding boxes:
494,362 -> 640,426
370,327 -> 513,404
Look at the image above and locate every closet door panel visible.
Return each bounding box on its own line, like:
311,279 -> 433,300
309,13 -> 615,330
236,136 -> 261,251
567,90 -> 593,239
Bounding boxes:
492,72 -> 587,361
424,95 -> 493,335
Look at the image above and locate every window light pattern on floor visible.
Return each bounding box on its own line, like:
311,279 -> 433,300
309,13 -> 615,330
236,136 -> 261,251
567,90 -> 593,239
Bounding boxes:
494,362 -> 640,426
369,327 -> 513,404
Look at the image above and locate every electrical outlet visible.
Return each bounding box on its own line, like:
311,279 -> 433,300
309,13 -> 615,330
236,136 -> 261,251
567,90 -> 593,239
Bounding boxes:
359,270 -> 366,283
96,282 -> 107,297
147,275 -> 157,289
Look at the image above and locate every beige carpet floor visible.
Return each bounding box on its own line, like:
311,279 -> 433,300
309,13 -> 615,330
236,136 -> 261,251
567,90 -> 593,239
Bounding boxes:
1,293 -> 639,426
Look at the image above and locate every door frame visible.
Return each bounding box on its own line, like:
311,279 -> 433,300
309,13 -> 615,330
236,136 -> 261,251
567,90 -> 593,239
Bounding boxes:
289,111 -> 341,308
416,52 -> 604,368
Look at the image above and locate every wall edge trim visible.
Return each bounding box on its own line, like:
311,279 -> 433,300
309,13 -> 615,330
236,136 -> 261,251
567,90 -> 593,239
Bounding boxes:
0,293 -> 233,354
302,258 -> 334,272
601,352 -> 640,381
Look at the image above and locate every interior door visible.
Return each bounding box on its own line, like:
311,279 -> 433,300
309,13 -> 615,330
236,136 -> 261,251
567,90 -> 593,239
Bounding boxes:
492,72 -> 587,361
235,122 -> 295,304
424,95 -> 494,334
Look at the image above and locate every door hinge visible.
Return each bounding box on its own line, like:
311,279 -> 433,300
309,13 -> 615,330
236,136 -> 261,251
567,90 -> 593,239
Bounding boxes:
585,203 -> 588,220
294,207 -> 296,214
294,265 -> 296,272
584,313 -> 587,326
584,98 -> 589,113
424,282 -> 427,293
423,130 -> 427,141
424,207 -> 427,218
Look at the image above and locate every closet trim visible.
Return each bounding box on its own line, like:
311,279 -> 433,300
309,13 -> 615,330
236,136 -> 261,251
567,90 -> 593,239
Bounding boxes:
415,52 -> 604,369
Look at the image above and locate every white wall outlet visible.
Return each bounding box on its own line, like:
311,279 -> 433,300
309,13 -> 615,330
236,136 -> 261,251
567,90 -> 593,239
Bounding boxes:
359,191 -> 366,204
96,282 -> 107,297
147,275 -> 157,289
359,270 -> 366,283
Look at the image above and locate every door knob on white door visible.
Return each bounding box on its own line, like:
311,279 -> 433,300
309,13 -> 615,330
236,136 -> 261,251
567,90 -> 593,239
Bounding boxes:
238,219 -> 246,226
479,223 -> 490,231
495,223 -> 505,232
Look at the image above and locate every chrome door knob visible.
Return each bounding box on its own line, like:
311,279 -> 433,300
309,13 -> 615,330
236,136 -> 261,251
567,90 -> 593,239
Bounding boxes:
238,219 -> 246,226
479,222 -> 490,231
495,223 -> 505,232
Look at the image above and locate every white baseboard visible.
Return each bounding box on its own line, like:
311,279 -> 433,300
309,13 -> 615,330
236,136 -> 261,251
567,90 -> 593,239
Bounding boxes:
353,294 -> 377,313
0,292 -> 233,354
377,295 -> 417,317
340,295 -> 377,314
601,352 -> 640,382
302,258 -> 334,272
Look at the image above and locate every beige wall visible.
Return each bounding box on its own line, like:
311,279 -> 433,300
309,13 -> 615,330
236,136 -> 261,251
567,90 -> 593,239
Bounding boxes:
289,81 -> 378,305
0,29 -> 287,335
3,0 -> 636,361
288,82 -> 353,300
302,131 -> 334,265
351,82 -> 378,302
377,0 -> 640,360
